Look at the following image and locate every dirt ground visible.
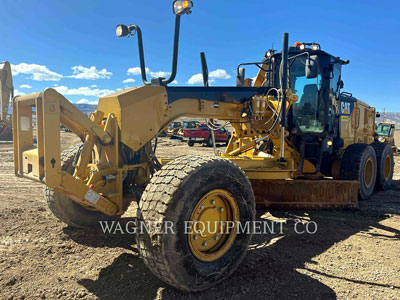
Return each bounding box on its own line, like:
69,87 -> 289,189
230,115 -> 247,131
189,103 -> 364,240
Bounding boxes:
1,132 -> 400,300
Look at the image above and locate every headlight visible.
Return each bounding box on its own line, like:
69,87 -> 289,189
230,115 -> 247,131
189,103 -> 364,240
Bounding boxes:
116,24 -> 129,37
378,137 -> 384,142
173,0 -> 193,15
299,44 -> 305,50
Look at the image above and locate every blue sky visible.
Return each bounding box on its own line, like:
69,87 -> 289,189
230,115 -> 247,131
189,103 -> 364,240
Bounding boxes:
1,0 -> 399,111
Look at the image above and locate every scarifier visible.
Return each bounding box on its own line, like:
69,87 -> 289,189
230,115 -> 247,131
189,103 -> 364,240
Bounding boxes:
12,1 -> 394,291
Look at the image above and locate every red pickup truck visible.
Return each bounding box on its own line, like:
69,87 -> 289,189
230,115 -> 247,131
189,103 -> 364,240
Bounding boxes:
183,123 -> 231,147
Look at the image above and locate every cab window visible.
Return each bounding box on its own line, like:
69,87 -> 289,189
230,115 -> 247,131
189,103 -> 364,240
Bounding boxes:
290,57 -> 325,133
377,124 -> 391,136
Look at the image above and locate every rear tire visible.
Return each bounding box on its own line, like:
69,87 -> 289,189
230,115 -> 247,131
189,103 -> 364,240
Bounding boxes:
371,142 -> 394,190
136,155 -> 255,291
45,144 -> 121,228
340,144 -> 377,199
206,137 -> 213,147
187,140 -> 194,147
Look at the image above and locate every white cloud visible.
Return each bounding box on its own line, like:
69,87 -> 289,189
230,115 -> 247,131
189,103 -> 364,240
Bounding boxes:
14,89 -> 26,96
149,71 -> 171,78
11,63 -> 63,81
209,69 -> 231,80
187,74 -> 204,85
19,84 -> 32,89
127,67 -> 150,76
77,98 -> 98,105
68,65 -> 112,80
187,74 -> 216,85
187,69 -> 231,85
123,78 -> 136,84
171,80 -> 179,84
54,85 -> 116,98
127,67 -> 170,78
91,84 -> 97,88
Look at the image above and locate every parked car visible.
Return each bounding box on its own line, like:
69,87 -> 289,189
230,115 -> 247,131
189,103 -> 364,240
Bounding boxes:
178,121 -> 199,135
167,121 -> 182,136
183,123 -> 231,147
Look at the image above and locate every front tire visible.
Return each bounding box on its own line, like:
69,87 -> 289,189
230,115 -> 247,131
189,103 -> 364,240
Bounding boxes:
136,155 -> 255,291
371,142 -> 394,190
340,144 -> 377,199
45,144 -> 121,228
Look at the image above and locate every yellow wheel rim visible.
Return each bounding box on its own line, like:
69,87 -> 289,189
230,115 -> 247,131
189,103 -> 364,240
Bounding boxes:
364,157 -> 374,188
188,189 -> 240,262
384,154 -> 392,181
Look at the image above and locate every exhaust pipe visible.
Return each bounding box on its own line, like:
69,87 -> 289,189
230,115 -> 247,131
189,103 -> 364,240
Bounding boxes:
278,32 -> 289,162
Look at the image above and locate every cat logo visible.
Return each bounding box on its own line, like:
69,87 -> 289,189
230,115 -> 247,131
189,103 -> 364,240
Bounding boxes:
341,102 -> 351,115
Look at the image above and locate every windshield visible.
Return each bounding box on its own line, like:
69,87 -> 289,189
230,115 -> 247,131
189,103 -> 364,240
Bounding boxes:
183,121 -> 198,129
169,122 -> 181,129
289,57 -> 325,133
377,124 -> 391,136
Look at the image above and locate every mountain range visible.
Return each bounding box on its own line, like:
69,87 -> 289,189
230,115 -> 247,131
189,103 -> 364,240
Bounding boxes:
376,112 -> 400,126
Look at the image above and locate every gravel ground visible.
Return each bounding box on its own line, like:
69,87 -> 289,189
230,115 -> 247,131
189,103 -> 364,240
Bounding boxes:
0,133 -> 399,300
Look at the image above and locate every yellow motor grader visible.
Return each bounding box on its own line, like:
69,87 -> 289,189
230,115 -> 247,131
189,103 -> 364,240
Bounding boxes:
376,122 -> 398,154
12,1 -> 394,291
0,61 -> 13,141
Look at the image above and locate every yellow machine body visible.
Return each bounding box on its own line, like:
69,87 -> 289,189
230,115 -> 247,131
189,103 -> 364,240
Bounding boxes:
13,80 -> 363,215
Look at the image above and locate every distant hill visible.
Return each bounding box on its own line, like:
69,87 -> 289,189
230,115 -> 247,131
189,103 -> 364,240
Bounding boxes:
376,112 -> 400,126
74,104 -> 97,115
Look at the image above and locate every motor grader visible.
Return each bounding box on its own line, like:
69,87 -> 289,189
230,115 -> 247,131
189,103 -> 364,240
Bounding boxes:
0,61 -> 13,141
12,0 -> 394,292
376,122 -> 398,154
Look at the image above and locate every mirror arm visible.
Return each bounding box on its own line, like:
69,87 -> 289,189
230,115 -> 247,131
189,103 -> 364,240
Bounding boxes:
162,15 -> 181,85
129,25 -> 151,85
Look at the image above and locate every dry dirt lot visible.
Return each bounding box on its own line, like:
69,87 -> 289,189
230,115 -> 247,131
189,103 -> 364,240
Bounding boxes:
1,132 -> 400,300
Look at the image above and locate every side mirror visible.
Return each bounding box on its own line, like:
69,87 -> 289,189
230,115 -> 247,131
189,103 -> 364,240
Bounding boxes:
339,80 -> 344,89
236,68 -> 245,86
376,112 -> 381,118
306,55 -> 319,79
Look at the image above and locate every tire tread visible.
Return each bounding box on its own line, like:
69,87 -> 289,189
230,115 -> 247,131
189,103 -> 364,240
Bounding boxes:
137,155 -> 253,291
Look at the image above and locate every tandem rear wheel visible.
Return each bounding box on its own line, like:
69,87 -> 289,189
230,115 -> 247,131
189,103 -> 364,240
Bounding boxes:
340,144 -> 377,199
371,142 -> 394,190
340,143 -> 394,199
136,155 -> 255,291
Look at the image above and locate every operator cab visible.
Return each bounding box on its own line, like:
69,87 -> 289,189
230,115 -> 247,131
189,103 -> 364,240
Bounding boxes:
376,123 -> 395,138
261,43 -> 350,174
